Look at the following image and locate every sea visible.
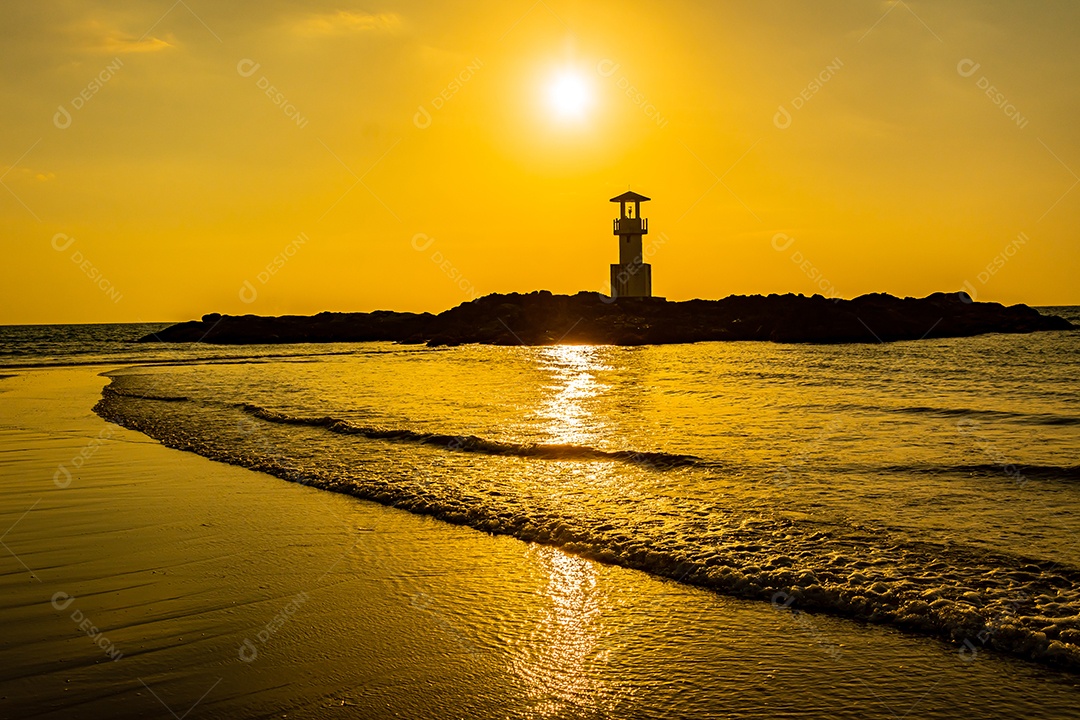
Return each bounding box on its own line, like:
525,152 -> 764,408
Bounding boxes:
2,308 -> 1078,675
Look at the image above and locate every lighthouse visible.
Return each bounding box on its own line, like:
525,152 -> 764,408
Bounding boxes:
609,190 -> 652,298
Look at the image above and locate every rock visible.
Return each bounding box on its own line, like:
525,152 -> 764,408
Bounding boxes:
138,291 -> 1074,346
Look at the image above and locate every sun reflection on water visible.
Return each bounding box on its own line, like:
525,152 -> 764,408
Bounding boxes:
514,546 -> 622,717
536,345 -> 609,446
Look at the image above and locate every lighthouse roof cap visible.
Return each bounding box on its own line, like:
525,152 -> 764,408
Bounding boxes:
609,190 -> 651,203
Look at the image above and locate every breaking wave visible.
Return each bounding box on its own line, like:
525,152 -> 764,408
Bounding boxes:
238,403 -> 708,469
93,377 -> 1080,673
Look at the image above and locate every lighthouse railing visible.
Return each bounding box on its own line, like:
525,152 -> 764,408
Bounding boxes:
613,218 -> 647,233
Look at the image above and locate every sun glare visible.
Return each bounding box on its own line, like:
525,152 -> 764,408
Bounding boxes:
546,70 -> 593,121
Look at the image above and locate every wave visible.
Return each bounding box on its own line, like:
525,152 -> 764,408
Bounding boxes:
239,403 -> 707,469
101,385 -> 189,402
93,384 -> 1080,673
98,393 -> 1078,481
1,348 -> 384,370
877,463 -> 1080,483
831,402 -> 1080,427
897,406 -> 1080,427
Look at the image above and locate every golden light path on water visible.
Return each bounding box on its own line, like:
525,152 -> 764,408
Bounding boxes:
513,548 -> 616,718
535,345 -> 609,446
516,345 -> 618,716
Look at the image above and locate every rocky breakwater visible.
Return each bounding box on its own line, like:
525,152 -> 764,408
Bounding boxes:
139,291 -> 1073,346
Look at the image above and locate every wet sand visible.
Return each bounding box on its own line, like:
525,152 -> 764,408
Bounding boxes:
0,368 -> 1076,719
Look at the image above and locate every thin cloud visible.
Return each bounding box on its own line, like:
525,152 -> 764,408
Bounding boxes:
2,166 -> 55,183
65,19 -> 174,55
100,34 -> 174,54
294,11 -> 401,36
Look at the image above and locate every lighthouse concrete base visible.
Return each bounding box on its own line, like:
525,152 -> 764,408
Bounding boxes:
610,263 -> 652,299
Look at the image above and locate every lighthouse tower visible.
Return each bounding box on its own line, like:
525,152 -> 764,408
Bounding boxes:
609,190 -> 652,299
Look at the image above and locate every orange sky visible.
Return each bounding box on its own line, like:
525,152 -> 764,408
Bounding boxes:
1,0 -> 1078,323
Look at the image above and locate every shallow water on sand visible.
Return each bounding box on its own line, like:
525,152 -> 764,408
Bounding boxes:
83,315 -> 1080,672
1,368 -> 1079,719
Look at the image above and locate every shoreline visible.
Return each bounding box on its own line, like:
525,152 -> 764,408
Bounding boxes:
1,368 -> 1077,718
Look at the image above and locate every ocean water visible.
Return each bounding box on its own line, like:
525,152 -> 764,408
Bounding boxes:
4,310 -> 1079,674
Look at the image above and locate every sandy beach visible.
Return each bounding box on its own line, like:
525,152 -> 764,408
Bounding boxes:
0,367 -> 1077,719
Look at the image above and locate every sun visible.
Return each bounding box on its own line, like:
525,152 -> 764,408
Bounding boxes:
546,70 -> 594,121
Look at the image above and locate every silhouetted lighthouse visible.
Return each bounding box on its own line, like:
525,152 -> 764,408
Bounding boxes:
609,190 -> 652,298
